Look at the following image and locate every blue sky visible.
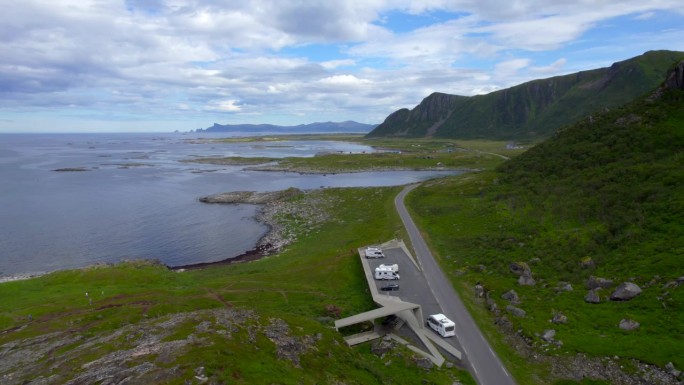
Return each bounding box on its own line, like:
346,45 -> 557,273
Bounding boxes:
1,0 -> 683,133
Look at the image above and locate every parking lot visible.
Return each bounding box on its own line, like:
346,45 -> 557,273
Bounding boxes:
358,241 -> 465,362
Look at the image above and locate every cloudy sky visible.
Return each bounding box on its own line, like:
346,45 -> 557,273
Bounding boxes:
1,0 -> 684,133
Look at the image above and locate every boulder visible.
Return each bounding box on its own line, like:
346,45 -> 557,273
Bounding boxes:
474,284 -> 485,298
677,276 -> 684,284
610,282 -> 642,301
618,319 -> 640,331
541,329 -> 556,342
665,362 -> 681,379
371,336 -> 395,357
584,289 -> 601,304
509,262 -> 530,276
412,355 -> 433,370
551,312 -> 568,324
586,276 -> 614,290
501,290 -> 520,303
506,305 -> 526,318
518,275 -> 536,286
557,282 -> 573,292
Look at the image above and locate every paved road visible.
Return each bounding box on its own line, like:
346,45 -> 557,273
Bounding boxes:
395,184 -> 516,385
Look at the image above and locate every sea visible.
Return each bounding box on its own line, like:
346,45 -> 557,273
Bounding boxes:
0,132 -> 461,279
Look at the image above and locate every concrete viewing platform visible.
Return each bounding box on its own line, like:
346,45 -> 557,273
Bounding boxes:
334,239 -> 462,366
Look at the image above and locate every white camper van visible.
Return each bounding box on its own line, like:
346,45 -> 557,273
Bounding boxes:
365,247 -> 384,258
377,263 -> 398,272
426,314 -> 455,337
374,267 -> 400,280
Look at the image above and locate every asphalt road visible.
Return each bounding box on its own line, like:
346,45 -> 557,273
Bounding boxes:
395,184 -> 516,385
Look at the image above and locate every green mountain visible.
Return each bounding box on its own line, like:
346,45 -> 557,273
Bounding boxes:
406,60 -> 684,382
367,50 -> 684,140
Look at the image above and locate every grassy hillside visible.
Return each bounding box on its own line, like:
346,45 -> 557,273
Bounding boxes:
405,83 -> 684,383
0,187 -> 474,385
368,50 -> 684,140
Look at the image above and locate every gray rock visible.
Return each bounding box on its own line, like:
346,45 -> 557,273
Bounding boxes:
677,276 -> 684,284
584,289 -> 601,304
509,262 -> 530,276
371,336 -> 395,357
474,284 -> 485,298
541,329 -> 556,342
557,282 -> 573,292
610,282 -> 642,301
551,312 -> 568,324
501,289 -> 520,303
665,362 -> 681,378
506,305 -> 526,318
619,318 -> 640,331
413,355 -> 433,370
518,274 -> 536,286
587,276 -> 614,290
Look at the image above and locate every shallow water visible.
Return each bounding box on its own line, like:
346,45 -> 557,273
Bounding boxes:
0,133 -> 460,277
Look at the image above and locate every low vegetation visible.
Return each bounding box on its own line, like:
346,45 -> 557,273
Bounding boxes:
0,187 -> 474,384
405,88 -> 684,383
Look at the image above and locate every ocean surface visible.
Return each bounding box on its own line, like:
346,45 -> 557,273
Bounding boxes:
0,133 -> 460,278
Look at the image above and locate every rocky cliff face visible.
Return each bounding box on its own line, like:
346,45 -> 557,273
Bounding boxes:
369,92 -> 466,137
367,50 -> 684,140
664,60 -> 684,90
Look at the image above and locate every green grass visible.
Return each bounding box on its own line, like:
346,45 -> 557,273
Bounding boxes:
186,137 -> 522,173
403,88 -> 684,383
0,187 -> 474,384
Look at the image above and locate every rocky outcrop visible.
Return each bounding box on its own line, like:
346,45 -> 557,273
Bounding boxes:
199,188 -> 303,204
664,60 -> 684,90
610,282 -> 642,301
371,336 -> 395,357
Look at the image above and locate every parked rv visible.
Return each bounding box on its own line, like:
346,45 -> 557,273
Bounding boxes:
377,263 -> 398,272
426,313 -> 455,337
365,247 -> 384,258
374,269 -> 400,280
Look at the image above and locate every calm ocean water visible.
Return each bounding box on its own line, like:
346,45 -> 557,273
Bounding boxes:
0,133 -> 460,277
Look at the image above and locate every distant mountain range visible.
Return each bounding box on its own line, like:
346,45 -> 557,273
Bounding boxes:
367,50 -> 684,140
195,121 -> 376,134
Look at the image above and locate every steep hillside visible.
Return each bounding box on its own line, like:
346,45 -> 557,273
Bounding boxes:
368,50 -> 684,140
406,61 -> 684,384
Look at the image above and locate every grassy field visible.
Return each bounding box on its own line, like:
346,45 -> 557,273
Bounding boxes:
185,136 -> 526,173
0,186 -> 475,384
404,89 -> 684,384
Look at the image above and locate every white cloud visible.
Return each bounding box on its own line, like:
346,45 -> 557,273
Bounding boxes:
206,99 -> 242,112
494,58 -> 531,75
2,0 -> 684,131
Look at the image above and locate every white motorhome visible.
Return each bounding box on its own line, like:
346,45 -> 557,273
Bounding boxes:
377,263 -> 398,272
365,247 -> 384,258
374,268 -> 400,280
426,313 -> 455,337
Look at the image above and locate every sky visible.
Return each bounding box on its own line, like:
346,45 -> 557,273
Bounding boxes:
1,1 -> 684,133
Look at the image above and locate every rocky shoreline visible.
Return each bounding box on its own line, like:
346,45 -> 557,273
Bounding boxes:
171,188 -> 317,271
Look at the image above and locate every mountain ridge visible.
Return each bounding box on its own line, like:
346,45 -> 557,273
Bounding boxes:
367,50 -> 684,140
196,120 -> 376,134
